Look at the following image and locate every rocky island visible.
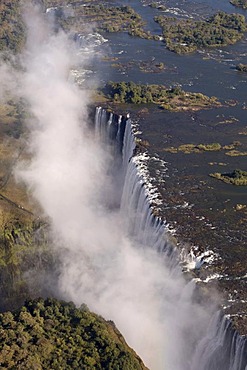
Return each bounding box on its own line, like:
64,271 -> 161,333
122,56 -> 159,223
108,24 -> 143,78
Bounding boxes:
210,168 -> 247,185
236,63 -> 247,72
230,0 -> 247,9
155,11 -> 247,53
101,81 -> 221,111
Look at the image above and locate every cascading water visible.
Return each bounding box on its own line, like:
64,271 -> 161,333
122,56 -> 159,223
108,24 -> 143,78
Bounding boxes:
94,106 -> 127,156
94,107 -> 178,269
191,311 -> 247,370
16,5 -> 246,368
94,106 -> 247,370
120,155 -> 179,271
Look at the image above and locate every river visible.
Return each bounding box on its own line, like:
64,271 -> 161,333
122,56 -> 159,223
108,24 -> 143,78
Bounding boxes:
83,0 -> 247,336
51,0 -> 247,342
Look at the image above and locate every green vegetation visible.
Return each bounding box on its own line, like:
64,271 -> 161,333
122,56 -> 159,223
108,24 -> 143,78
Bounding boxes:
164,142 -> 222,153
43,1 -> 163,41
0,214 -> 53,311
148,3 -> 167,11
49,3 -> 156,40
102,81 -> 221,111
236,63 -> 247,72
155,11 -> 247,53
164,141 -> 241,154
230,0 -> 247,9
225,149 -> 247,156
197,143 -> 222,151
0,99 -> 50,311
111,60 -> 165,74
43,2 -> 247,51
79,5 -> 144,34
0,0 -> 25,53
0,298 -> 147,369
210,169 -> 247,185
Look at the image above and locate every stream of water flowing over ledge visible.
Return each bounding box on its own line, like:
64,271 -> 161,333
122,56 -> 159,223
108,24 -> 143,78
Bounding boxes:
90,106 -> 247,370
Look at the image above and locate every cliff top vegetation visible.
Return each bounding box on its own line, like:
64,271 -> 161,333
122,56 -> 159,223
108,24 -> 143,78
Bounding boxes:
0,297 -> 148,369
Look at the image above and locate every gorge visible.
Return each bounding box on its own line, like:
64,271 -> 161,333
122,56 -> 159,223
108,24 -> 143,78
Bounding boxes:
0,1 -> 246,369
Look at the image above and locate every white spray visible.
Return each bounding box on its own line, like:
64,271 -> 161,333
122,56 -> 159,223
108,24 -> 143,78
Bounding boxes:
12,4 -> 217,370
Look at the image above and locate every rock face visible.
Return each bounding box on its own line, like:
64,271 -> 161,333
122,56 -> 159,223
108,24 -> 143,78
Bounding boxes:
0,297 -> 148,370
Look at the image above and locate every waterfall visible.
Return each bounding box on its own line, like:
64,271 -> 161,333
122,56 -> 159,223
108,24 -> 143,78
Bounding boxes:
191,311 -> 247,370
94,106 -> 247,370
94,107 -> 177,264
120,143 -> 179,271
94,106 -> 127,157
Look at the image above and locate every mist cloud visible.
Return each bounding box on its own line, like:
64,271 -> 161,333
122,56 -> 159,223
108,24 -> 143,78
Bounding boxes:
7,3 -> 218,369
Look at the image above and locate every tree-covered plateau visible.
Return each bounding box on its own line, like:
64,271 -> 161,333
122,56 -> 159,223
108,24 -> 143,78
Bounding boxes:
155,11 -> 247,53
0,298 -> 148,370
102,81 -> 221,111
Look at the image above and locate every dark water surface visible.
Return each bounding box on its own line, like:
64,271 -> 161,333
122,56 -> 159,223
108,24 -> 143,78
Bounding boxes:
95,0 -> 247,212
98,0 -> 247,100
89,0 -> 247,329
